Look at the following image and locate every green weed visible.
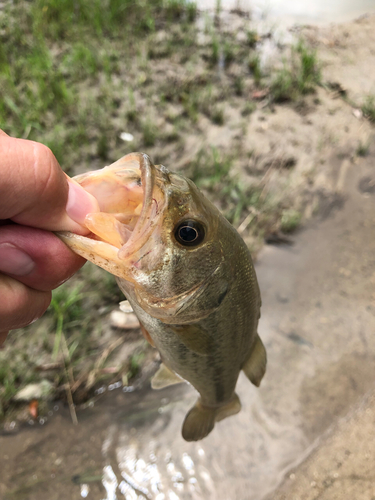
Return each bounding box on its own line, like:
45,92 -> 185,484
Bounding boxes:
211,106 -> 225,125
223,40 -> 235,66
62,43 -> 99,78
362,95 -> 375,122
0,362 -> 18,408
270,69 -> 294,102
142,119 -> 158,147
49,284 -> 84,359
234,76 -> 244,96
242,101 -> 256,116
165,0 -> 197,21
246,30 -> 258,48
248,54 -> 262,86
280,209 -> 301,232
210,36 -> 220,66
188,147 -> 232,187
356,140 -> 370,157
270,42 -> 321,102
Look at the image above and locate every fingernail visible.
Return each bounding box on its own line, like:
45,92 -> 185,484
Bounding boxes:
66,181 -> 99,226
0,243 -> 35,276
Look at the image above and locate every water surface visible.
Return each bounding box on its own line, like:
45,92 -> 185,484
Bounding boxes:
198,0 -> 375,24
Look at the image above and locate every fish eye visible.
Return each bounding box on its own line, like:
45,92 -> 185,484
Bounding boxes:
174,220 -> 205,247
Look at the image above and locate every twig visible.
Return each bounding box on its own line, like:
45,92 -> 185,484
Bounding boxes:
61,332 -> 78,425
85,337 -> 125,390
237,207 -> 259,234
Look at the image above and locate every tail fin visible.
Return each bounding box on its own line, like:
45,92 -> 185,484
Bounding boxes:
181,394 -> 241,442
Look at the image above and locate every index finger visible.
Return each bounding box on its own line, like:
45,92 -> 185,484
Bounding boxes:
0,133 -> 99,234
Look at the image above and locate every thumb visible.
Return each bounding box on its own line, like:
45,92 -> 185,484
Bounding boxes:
0,134 -> 99,234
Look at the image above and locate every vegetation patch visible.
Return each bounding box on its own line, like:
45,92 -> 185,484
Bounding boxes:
362,95 -> 375,123
270,42 -> 321,102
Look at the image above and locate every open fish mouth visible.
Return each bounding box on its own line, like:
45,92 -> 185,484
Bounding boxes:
57,153 -> 165,279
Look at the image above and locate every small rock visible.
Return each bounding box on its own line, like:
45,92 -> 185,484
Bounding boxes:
119,132 -> 134,142
119,300 -> 133,313
358,176 -> 375,194
277,293 -> 289,303
110,310 -> 140,330
13,380 -> 53,402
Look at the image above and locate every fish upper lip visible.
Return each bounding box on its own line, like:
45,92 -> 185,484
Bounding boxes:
117,153 -> 157,262
64,153 -> 162,261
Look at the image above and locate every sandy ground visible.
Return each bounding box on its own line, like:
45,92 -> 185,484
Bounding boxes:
266,14 -> 375,500
268,392 -> 375,499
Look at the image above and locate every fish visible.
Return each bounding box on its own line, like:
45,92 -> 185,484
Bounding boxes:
57,152 -> 266,441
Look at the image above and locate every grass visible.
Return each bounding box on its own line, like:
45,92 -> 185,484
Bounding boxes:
187,147 -> 286,228
248,54 -> 262,86
242,101 -> 256,116
362,95 -> 375,122
356,140 -> 370,157
211,106 -> 225,125
49,284 -> 84,359
142,118 -> 158,147
0,0 -> 199,160
246,30 -> 258,48
280,209 -> 302,232
270,41 -> 321,102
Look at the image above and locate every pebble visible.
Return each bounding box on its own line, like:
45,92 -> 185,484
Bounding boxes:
109,310 -> 140,330
13,380 -> 53,402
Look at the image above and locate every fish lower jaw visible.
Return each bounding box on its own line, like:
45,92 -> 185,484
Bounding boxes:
56,231 -> 135,282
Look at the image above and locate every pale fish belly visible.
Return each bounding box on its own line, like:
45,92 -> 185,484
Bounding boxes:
118,279 -> 250,407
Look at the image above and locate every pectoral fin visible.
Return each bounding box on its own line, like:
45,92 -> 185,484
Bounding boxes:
151,363 -> 184,389
242,334 -> 267,387
170,324 -> 213,356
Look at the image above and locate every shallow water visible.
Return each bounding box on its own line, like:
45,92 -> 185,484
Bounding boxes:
1,156 -> 375,500
198,0 -> 375,25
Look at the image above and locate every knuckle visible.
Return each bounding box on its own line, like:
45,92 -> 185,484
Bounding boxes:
32,141 -> 54,163
32,142 -> 57,193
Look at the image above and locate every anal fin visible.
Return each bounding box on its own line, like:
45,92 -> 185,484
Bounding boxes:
182,394 -> 241,442
242,334 -> 267,387
151,363 -> 184,390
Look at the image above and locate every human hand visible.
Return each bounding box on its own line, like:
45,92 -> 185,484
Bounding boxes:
0,130 -> 99,346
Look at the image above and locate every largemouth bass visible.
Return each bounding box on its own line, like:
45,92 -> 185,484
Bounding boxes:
58,153 -> 266,441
